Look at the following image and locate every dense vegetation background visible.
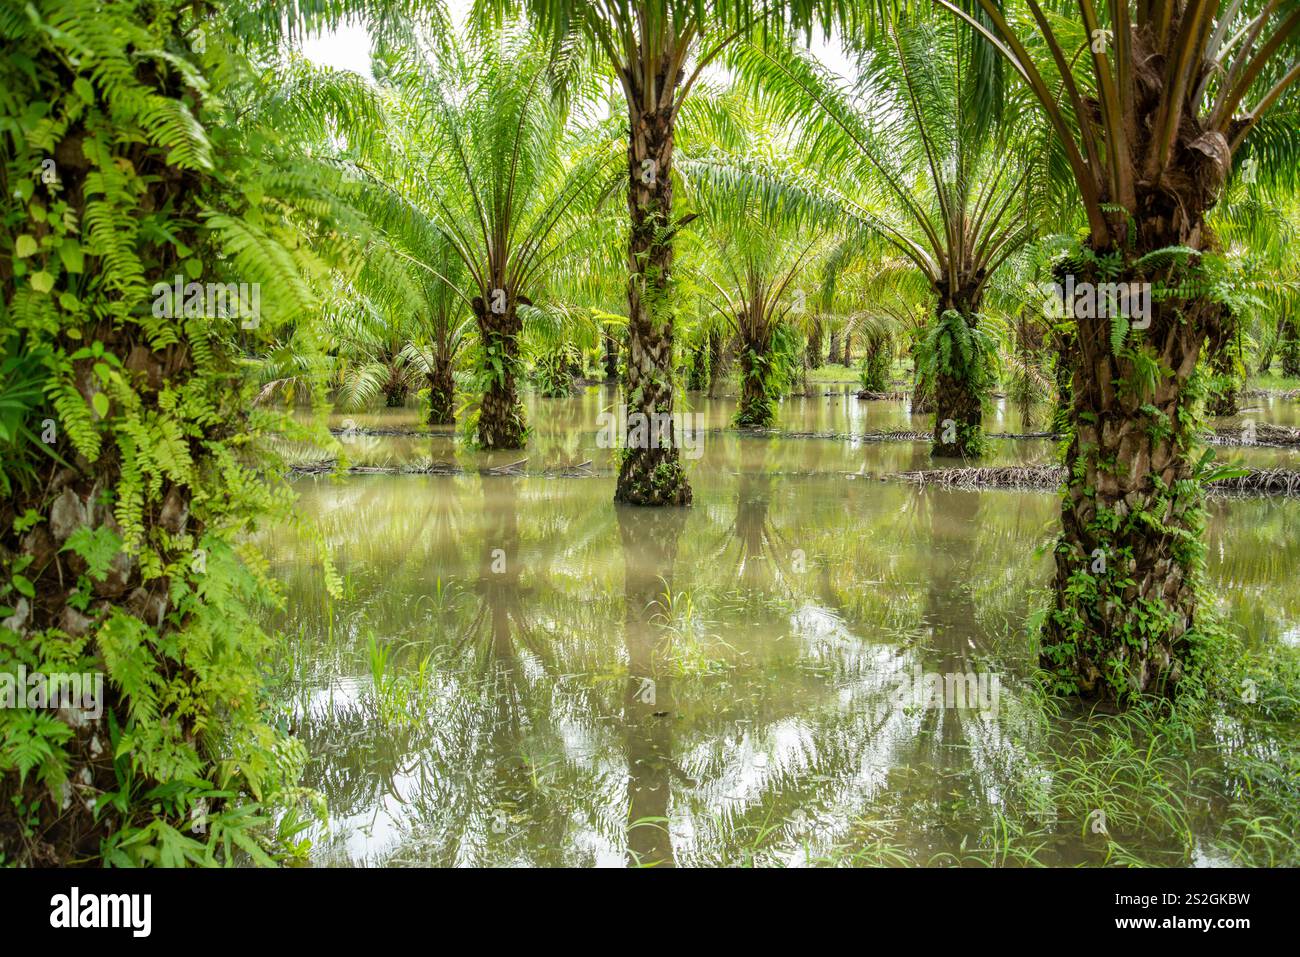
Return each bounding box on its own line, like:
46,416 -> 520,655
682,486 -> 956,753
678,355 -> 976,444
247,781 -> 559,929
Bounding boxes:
2,0 -> 1298,866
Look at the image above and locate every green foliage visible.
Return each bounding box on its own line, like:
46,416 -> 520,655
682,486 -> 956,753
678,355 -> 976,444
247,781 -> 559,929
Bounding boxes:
0,0 -> 335,865
917,309 -> 998,393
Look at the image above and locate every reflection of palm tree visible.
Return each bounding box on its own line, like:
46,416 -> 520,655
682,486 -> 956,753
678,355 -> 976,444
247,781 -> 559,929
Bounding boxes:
918,488 -> 984,744
715,438 -> 802,594
617,506 -> 687,868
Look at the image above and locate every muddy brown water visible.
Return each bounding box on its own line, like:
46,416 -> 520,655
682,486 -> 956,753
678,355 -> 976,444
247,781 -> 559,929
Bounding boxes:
260,387 -> 1300,865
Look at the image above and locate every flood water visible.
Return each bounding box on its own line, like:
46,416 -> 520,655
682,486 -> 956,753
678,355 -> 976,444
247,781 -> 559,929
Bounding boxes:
260,386 -> 1300,866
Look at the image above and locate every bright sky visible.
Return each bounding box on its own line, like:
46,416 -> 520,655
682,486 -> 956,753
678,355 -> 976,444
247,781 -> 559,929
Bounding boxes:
299,3 -> 858,84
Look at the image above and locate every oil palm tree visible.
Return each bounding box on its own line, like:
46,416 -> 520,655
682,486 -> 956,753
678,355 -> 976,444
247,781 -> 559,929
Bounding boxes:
732,15 -> 1049,456
356,26 -> 619,448
475,1 -> 865,504
933,0 -> 1300,698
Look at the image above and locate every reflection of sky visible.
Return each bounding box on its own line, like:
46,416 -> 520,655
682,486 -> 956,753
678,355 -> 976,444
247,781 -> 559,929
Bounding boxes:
264,394 -> 1300,867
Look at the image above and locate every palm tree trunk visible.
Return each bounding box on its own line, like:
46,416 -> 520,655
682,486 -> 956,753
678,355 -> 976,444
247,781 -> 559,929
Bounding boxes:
472,296 -> 526,450
735,327 -> 774,428
427,354 -> 455,425
1042,32 -> 1246,700
1045,292 -> 1210,698
806,319 -> 822,369
615,102 -> 691,506
706,328 -> 723,397
930,303 -> 984,458
1205,312 -> 1241,417
828,328 -> 841,366
1281,314 -> 1300,378
686,339 -> 707,391
603,326 -> 619,382
382,362 -> 408,407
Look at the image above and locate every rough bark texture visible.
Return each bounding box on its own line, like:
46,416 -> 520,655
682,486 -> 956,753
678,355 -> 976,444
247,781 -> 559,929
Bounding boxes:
1045,287 -> 1213,698
828,328 -> 841,366
382,362 -> 408,408
1,96 -> 206,862
602,326 -> 620,382
615,100 -> 691,506
471,296 -> 526,450
930,293 -> 984,458
806,320 -> 823,369
1043,26 -> 1233,699
427,354 -> 455,425
1281,314 -> 1300,378
734,323 -> 775,428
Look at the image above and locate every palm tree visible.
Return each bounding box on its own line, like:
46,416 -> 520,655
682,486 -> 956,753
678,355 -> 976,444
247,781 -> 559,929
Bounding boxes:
408,263 -> 476,425
732,16 -> 1048,456
359,27 -> 618,448
0,0 -> 366,863
477,1 -> 856,504
933,0 -> 1300,698
684,152 -> 824,425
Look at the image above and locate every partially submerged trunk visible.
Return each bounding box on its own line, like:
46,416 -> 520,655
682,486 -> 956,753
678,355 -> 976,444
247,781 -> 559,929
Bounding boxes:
930,296 -> 984,458
471,296 -> 527,450
615,101 -> 691,506
734,323 -> 774,428
1045,284 -> 1212,699
859,334 -> 891,393
1043,57 -> 1232,698
427,354 -> 455,425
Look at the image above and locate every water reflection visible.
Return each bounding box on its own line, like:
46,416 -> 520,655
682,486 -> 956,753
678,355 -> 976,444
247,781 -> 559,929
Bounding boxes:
261,392 -> 1300,866
618,507 -> 687,867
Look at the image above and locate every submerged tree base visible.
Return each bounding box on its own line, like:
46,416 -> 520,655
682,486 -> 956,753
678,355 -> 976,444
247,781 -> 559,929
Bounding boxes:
614,450 -> 693,507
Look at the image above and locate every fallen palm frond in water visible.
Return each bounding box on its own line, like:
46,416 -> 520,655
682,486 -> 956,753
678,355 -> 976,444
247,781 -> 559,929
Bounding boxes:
1209,423 -> 1300,447
892,466 -> 1300,496
289,460 -> 464,475
543,459 -> 593,476
1207,467 -> 1300,495
895,465 -> 1065,489
484,457 -> 528,475
723,427 -> 932,442
855,389 -> 909,400
1242,387 -> 1300,400
288,456 -> 602,479
328,425 -> 440,437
